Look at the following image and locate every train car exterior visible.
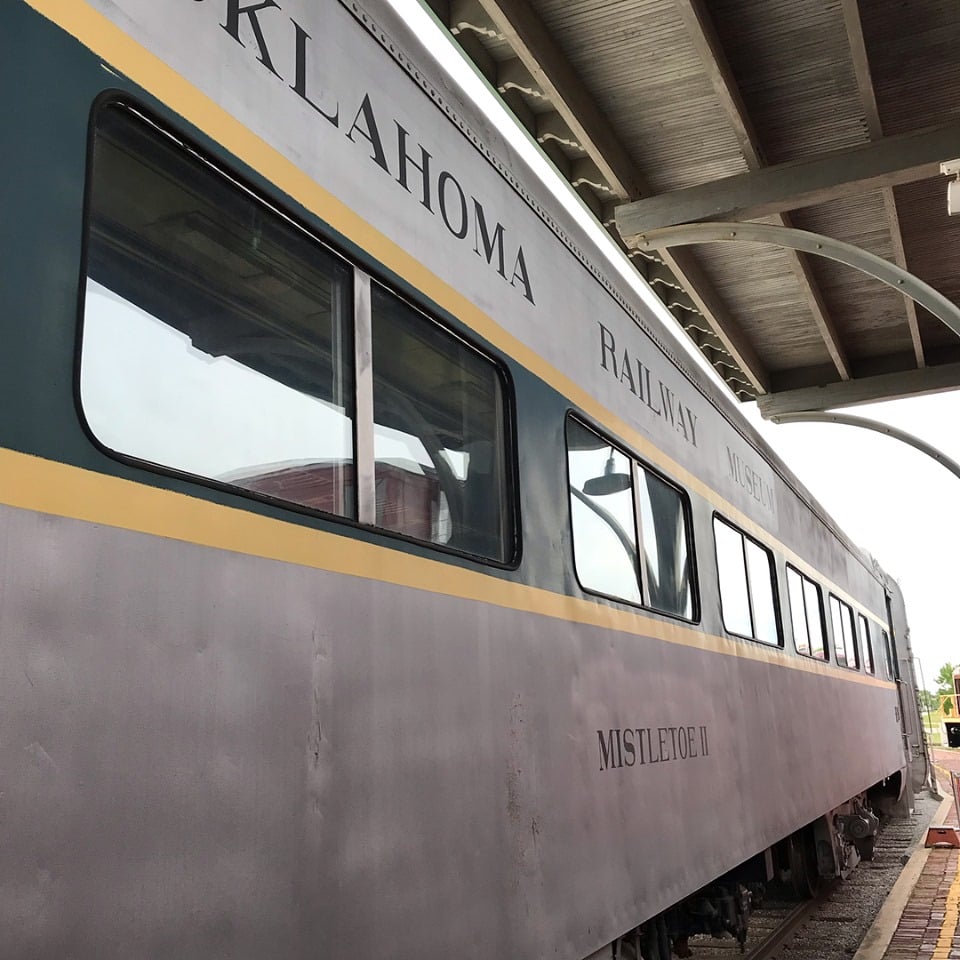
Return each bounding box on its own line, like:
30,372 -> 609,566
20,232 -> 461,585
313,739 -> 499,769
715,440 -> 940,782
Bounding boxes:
1,1 -> 917,957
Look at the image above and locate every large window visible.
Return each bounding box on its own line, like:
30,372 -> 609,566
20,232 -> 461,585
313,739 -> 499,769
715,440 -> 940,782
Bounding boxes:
713,517 -> 780,645
82,103 -> 356,514
829,595 -> 860,669
566,418 -> 695,618
786,566 -> 827,660
80,101 -> 513,562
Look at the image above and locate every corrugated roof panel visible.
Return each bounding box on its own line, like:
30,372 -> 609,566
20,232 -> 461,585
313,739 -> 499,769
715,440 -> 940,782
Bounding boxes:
686,239 -> 835,373
864,0 -> 960,136
711,0 -> 871,163
789,192 -> 913,362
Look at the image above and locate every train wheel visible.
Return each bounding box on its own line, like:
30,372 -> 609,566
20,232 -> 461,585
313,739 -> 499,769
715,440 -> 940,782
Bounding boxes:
788,828 -> 821,899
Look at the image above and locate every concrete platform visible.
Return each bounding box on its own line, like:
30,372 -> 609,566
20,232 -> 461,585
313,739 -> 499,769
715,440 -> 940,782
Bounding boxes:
855,749 -> 960,960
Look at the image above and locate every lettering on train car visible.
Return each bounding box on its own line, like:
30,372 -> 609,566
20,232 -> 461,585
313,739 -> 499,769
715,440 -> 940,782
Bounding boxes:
597,322 -> 700,447
208,0 -> 535,302
725,446 -> 776,514
596,725 -> 710,771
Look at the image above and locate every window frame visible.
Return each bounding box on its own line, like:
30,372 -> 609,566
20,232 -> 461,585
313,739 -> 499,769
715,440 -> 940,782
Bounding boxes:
881,629 -> 896,679
828,594 -> 861,670
858,613 -> 875,675
785,565 -> 828,661
76,95 -> 521,568
565,415 -> 699,622
712,514 -> 782,647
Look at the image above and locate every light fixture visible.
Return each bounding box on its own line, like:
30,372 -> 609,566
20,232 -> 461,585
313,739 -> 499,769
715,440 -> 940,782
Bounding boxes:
583,450 -> 632,496
940,159 -> 960,216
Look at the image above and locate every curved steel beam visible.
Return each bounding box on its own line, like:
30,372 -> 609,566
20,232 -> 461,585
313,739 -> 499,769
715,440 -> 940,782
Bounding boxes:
625,221 -> 960,339
771,411 -> 960,482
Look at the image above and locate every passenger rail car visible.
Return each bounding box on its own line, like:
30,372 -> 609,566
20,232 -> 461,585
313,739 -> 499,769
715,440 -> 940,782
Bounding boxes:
1,1 -> 922,958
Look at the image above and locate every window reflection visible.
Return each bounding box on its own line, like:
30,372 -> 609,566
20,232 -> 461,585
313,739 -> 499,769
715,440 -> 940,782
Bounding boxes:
567,420 -> 641,603
859,614 -> 875,674
714,519 -> 752,637
714,517 -> 779,646
829,595 -> 859,669
81,103 -> 354,516
371,285 -> 511,561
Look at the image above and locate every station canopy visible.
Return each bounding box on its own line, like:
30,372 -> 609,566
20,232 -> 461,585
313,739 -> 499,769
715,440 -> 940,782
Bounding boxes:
426,0 -> 960,419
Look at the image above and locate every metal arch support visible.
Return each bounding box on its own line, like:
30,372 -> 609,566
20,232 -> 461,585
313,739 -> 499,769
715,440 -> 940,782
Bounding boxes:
770,411 -> 960,482
625,221 -> 960,339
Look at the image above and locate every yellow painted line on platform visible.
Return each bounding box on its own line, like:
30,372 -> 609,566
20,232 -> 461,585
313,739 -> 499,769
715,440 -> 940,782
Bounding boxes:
933,851 -> 960,959
853,792 -> 954,960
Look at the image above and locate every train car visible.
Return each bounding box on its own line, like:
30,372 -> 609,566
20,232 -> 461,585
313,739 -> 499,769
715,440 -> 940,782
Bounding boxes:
1,1 -> 920,957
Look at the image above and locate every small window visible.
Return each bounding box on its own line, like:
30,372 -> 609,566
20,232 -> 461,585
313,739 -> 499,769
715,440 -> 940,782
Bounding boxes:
567,421 -> 641,603
881,629 -> 895,679
635,465 -> 695,618
566,418 -> 695,617
829,595 -> 859,669
371,285 -> 511,561
858,614 -> 875,674
81,102 -> 355,515
786,567 -> 827,660
713,517 -> 780,645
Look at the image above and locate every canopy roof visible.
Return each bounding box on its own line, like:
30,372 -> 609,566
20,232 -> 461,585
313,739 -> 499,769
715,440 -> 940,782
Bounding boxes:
427,0 -> 960,417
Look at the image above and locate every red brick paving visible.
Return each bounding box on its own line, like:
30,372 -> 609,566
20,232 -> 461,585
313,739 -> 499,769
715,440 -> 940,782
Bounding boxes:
880,749 -> 960,959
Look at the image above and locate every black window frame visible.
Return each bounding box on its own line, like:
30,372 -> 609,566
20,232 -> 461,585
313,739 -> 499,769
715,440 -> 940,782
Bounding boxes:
565,414 -> 700,623
828,594 -> 860,670
858,612 -> 875,675
76,95 -> 521,568
712,514 -> 782,647
785,565 -> 828,661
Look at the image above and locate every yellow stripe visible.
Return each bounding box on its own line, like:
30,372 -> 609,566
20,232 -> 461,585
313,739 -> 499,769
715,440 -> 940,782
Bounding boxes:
20,0 -> 886,626
934,850 -> 960,959
21,0 -> 889,622
0,447 -> 893,689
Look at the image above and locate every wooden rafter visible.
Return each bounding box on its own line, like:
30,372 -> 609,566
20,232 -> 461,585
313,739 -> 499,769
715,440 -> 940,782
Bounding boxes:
673,0 -> 851,381
840,0 -> 925,369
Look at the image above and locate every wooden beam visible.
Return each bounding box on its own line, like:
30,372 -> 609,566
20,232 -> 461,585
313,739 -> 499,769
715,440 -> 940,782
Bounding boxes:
616,119 -> 960,234
757,361 -> 960,417
672,0 -> 763,170
673,0 -> 850,381
780,215 -> 852,381
841,0 -> 926,368
473,0 -> 644,199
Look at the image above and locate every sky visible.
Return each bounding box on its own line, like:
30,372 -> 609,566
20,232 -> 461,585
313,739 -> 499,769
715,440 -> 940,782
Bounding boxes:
393,0 -> 960,690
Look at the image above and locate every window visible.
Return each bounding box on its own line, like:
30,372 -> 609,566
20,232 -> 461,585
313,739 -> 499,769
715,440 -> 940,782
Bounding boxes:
566,418 -> 695,618
786,567 -> 827,660
881,629 -> 895,679
80,102 -> 514,562
82,102 -> 355,514
713,517 -> 780,645
829,595 -> 859,669
370,285 -> 511,560
858,613 -> 875,674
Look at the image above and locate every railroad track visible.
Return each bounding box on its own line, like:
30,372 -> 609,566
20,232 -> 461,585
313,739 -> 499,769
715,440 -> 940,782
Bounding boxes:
682,889 -> 832,960
742,891 -> 832,960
